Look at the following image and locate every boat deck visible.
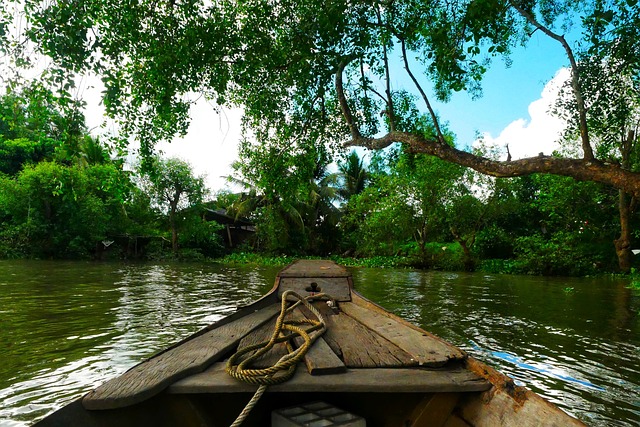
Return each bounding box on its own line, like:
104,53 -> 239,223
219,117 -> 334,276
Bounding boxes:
34,260 -> 587,427
83,260 -> 490,411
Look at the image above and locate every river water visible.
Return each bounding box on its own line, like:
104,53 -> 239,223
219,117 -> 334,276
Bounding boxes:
0,260 -> 638,426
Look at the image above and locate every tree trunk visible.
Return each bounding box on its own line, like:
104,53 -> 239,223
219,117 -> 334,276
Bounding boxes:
170,204 -> 178,254
614,189 -> 633,273
450,227 -> 476,271
416,228 -> 428,267
615,130 -> 636,273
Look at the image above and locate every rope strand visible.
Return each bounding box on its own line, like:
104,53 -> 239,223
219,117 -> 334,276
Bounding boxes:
227,290 -> 332,426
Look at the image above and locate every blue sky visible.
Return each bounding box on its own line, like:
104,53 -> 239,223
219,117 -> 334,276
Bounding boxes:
431,32 -> 570,148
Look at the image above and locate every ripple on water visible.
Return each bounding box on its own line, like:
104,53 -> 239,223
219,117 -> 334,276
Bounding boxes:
0,261 -> 277,426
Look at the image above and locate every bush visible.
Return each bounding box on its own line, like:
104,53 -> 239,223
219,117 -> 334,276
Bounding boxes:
474,226 -> 515,259
179,218 -> 225,258
421,242 -> 466,270
514,232 -> 611,276
477,259 -> 521,275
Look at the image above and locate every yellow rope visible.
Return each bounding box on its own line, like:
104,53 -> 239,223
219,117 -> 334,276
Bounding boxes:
227,290 -> 331,426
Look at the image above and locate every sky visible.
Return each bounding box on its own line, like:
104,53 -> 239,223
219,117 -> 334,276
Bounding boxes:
80,30 -> 573,193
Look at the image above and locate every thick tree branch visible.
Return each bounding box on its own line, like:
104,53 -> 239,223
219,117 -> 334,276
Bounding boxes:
382,42 -> 395,132
400,38 -> 446,144
335,57 -> 361,140
508,0 -> 594,161
376,7 -> 396,132
346,131 -> 640,196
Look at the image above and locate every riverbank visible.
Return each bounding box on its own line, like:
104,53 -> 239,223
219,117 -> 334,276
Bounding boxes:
214,251 -> 626,278
2,240 -> 632,277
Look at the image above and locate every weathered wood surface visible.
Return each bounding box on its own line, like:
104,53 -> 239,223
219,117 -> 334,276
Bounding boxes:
278,259 -> 350,278
236,316 -> 289,369
83,304 -> 281,410
347,294 -> 466,366
278,277 -> 351,301
288,307 -> 347,375
459,358 -> 586,426
169,362 -> 492,394
458,388 -> 584,427
301,303 -> 417,368
443,414 -> 473,427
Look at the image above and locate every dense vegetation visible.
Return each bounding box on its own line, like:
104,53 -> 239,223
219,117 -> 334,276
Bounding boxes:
0,84 -> 225,260
1,0 -> 639,275
0,84 -> 632,275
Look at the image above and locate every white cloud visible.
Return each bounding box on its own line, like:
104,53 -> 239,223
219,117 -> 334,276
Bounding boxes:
157,100 -> 243,194
80,76 -> 242,193
474,68 -> 570,160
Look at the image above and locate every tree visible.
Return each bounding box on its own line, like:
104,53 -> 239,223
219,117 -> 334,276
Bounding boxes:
228,140 -> 340,254
446,194 -> 486,271
11,0 -> 640,197
336,150 -> 369,202
0,161 -> 132,258
341,146 -> 468,264
139,157 -> 207,253
554,46 -> 640,271
0,84 -> 77,174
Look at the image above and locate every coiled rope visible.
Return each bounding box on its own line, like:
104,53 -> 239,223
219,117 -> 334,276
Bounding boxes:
227,290 -> 332,427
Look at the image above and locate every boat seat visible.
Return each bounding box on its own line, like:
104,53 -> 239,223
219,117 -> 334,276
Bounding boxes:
168,362 -> 492,394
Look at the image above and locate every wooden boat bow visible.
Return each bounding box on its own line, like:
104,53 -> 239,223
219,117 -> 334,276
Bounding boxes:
36,260 -> 585,427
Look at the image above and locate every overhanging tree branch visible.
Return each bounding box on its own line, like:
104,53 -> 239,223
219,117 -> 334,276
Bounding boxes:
345,130 -> 640,196
400,37 -> 446,144
336,56 -> 361,140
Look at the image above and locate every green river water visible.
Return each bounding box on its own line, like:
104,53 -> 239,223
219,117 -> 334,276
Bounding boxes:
0,260 -> 638,426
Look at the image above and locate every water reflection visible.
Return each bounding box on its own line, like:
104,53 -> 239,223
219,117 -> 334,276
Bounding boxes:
0,261 -> 638,426
351,268 -> 640,426
0,261 -> 277,425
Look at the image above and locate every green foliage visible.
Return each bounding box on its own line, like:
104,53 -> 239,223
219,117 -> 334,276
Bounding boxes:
6,0 -> 603,156
335,150 -> 369,202
217,253 -> 412,269
341,147 -> 468,264
514,232 -> 612,276
328,255 -> 411,269
474,226 -> 515,260
477,259 -> 521,275
0,161 -> 131,258
415,242 -> 466,270
229,140 -> 340,255
2,2 -> 639,271
0,137 -> 56,175
179,216 -> 225,258
218,252 -> 298,267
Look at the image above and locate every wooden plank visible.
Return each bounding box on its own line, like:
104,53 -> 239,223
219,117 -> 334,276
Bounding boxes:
342,300 -> 465,367
169,362 -> 492,394
278,277 -> 351,301
278,260 -> 350,278
289,307 -> 346,375
301,303 -> 417,368
83,304 -> 281,410
408,393 -> 460,427
236,317 -> 289,369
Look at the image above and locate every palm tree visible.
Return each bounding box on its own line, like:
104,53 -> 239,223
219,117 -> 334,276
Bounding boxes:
337,150 -> 369,202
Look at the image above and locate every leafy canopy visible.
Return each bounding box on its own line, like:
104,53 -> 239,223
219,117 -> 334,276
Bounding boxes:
7,0 -> 640,193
